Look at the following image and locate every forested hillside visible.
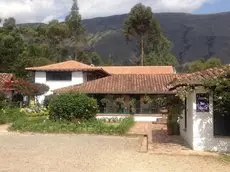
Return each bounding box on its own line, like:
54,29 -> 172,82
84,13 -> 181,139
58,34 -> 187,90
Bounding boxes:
83,12 -> 230,64
1,1 -> 230,78
17,12 -> 230,64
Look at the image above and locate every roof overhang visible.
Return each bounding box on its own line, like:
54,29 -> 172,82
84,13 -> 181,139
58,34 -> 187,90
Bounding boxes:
54,74 -> 177,95
168,65 -> 230,91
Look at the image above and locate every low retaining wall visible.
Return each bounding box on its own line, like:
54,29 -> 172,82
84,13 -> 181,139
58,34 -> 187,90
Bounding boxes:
96,114 -> 163,122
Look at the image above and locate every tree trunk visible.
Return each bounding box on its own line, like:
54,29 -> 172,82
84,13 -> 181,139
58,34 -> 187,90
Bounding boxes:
74,51 -> 77,60
140,36 -> 144,66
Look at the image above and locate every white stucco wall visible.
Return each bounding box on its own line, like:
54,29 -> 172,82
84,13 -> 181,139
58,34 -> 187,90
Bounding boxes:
35,71 -> 85,104
96,115 -> 161,122
180,89 -> 230,152
180,92 -> 194,148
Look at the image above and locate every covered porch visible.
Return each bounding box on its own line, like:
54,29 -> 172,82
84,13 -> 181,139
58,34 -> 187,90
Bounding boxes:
55,74 -> 176,122
92,94 -> 169,122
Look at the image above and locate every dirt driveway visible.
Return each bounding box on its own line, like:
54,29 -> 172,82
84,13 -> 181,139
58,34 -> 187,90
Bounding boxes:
0,133 -> 229,172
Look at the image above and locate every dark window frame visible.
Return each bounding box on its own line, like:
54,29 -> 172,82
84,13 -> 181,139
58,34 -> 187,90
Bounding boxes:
46,71 -> 72,81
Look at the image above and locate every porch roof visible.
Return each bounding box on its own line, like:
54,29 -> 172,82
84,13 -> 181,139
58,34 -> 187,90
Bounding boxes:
55,74 -> 176,94
168,65 -> 230,90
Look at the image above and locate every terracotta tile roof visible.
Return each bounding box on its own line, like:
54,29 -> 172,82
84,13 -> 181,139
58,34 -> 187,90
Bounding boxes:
55,74 -> 176,94
168,65 -> 230,90
0,73 -> 14,91
26,60 -> 175,75
100,66 -> 175,74
26,60 -> 103,72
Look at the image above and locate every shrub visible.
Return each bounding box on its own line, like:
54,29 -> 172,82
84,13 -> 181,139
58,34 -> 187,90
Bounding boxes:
10,116 -> 135,135
49,93 -> 98,121
0,108 -> 25,124
0,92 -> 8,109
43,94 -> 56,108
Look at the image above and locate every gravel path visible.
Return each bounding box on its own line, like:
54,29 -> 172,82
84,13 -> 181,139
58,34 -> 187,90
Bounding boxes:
0,133 -> 229,172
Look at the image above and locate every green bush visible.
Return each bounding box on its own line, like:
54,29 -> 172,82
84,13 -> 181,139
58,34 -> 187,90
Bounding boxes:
43,94 -> 56,108
0,108 -> 25,124
0,92 -> 7,109
49,93 -> 98,121
10,116 -> 135,135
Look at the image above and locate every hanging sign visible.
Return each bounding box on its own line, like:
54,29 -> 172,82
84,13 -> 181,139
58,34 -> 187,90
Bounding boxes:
196,93 -> 209,112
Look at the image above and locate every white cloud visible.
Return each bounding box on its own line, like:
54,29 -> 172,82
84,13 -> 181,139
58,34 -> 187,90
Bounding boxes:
0,0 -> 215,24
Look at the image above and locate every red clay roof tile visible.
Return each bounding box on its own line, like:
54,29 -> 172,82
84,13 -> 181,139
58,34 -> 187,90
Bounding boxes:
26,60 -> 175,75
26,60 -> 94,71
55,74 -> 176,94
100,66 -> 175,74
168,65 -> 230,90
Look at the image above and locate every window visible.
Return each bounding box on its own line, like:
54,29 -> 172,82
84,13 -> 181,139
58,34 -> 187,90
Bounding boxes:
46,72 -> 72,81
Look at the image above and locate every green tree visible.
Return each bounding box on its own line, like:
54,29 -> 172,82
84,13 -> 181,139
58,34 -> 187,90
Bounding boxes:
65,0 -> 86,60
124,3 -> 176,66
124,3 -> 155,65
0,18 -> 24,74
144,35 -> 178,66
91,52 -> 104,66
65,0 -> 84,37
46,20 -> 69,44
205,57 -> 222,69
77,51 -> 90,64
3,17 -> 16,30
188,59 -> 206,72
12,45 -> 53,78
188,57 -> 222,72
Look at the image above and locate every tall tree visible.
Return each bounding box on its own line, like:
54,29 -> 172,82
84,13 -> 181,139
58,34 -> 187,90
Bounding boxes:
0,18 -> 24,74
144,35 -> 178,66
65,0 -> 84,37
124,3 -> 157,65
65,0 -> 86,60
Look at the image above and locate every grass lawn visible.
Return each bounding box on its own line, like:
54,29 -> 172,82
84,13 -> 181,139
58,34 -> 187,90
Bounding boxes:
9,115 -> 134,135
1,108 -> 135,135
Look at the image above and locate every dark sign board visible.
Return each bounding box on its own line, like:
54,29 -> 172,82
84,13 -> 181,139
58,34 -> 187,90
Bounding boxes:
196,93 -> 209,112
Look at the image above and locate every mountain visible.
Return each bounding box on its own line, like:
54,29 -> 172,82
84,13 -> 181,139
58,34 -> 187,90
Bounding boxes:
83,12 -> 230,64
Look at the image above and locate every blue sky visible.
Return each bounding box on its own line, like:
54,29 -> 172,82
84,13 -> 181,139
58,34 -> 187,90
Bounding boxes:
0,0 -> 229,24
195,0 -> 230,13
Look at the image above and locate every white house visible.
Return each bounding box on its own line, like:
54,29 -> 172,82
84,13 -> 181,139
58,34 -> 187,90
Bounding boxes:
26,60 -> 175,122
26,60 -> 175,104
26,60 -> 109,103
169,65 -> 230,152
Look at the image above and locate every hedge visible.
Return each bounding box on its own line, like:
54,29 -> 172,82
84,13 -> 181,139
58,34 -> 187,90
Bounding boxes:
49,93 -> 98,121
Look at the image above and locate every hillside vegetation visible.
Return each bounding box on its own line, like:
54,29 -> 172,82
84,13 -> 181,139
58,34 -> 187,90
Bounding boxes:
82,12 -> 230,64
18,12 -> 230,64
